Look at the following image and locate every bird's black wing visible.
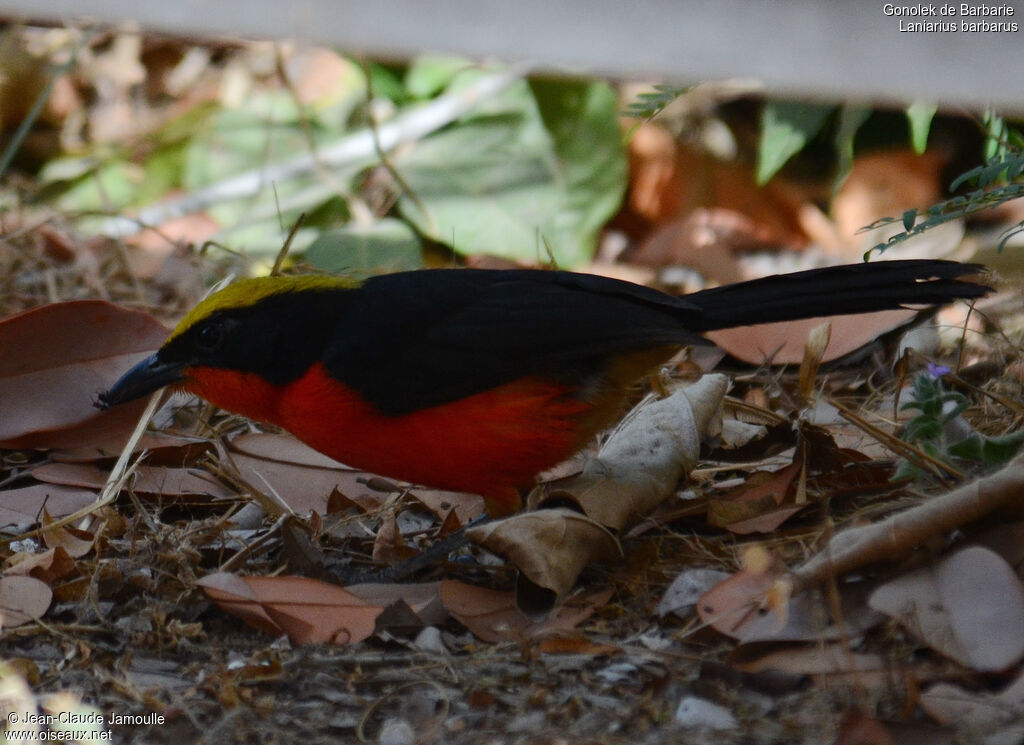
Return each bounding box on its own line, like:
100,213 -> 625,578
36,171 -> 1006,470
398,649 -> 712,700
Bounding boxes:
325,269 -> 702,416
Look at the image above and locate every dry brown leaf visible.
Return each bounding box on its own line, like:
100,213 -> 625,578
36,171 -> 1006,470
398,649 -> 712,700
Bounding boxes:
707,461 -> 804,534
868,546 -> 1024,672
41,509 -> 93,558
468,376 -> 726,612
196,573 -> 383,645
466,508 -> 621,610
706,310 -> 918,366
406,488 -> 484,525
4,548 -> 76,585
834,711 -> 900,745
0,575 -> 53,629
540,374 -> 727,527
371,510 -> 418,564
439,580 -> 612,644
345,582 -> 448,627
225,435 -> 388,515
0,301 -> 168,450
698,570 -> 882,643
32,462 -> 230,500
0,485 -> 98,530
920,668 -> 1024,728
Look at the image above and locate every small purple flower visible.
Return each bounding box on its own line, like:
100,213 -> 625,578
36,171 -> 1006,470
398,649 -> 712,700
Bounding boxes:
926,362 -> 950,379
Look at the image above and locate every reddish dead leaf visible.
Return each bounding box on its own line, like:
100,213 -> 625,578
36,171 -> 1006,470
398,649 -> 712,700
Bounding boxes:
41,509 -> 93,558
832,150 -> 945,252
225,434 -> 387,514
196,573 -> 383,645
407,488 -> 484,525
345,582 -> 448,627
835,711 -> 898,745
49,433 -> 210,465
4,547 -> 76,585
0,300 -> 169,449
0,485 -> 97,529
439,580 -> 612,644
707,461 -> 804,534
31,463 -> 230,500
698,570 -> 882,643
869,546 -> 1024,672
623,125 -> 808,248
0,575 -> 53,628
706,309 -> 918,366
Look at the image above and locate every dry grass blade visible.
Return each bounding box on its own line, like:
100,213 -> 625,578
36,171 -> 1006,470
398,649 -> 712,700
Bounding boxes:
827,395 -> 963,480
19,391 -> 163,539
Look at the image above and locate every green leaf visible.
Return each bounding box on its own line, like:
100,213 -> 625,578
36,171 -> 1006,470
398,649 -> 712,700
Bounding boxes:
405,54 -> 471,99
833,104 -> 870,194
304,219 -> 422,276
950,429 -> 1024,469
394,74 -> 626,267
906,102 -> 937,154
984,109 -> 1008,161
182,89 -> 359,237
756,101 -> 832,185
366,63 -> 409,105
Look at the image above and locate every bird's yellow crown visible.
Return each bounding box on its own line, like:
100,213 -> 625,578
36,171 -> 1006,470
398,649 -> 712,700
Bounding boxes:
167,274 -> 360,343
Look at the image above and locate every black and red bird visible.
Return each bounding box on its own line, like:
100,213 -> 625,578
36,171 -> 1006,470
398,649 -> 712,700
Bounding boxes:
99,260 -> 987,515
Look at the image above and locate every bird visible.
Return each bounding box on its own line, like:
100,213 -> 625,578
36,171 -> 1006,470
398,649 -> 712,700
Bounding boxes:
99,260 -> 988,517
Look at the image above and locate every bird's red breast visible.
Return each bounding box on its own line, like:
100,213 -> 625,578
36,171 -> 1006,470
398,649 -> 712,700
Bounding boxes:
185,362 -> 594,515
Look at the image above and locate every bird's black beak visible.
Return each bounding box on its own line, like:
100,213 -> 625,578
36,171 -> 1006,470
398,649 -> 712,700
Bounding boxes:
96,353 -> 184,409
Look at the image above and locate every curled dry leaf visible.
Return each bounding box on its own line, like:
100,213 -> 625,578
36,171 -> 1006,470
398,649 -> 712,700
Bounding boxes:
439,580 -> 612,644
196,572 -> 383,645
467,508 -> 621,615
868,546 -> 1024,672
4,548 -> 76,585
0,576 -> 53,629
468,375 -> 727,612
0,300 -> 168,450
41,510 -> 93,558
920,668 -> 1024,729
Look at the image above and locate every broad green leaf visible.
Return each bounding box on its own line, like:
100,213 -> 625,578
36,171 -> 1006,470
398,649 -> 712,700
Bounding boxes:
756,101 -> 832,185
394,74 -> 625,267
405,54 -> 471,99
833,104 -> 870,194
182,90 -> 356,234
366,63 -> 408,105
906,102 -> 937,154
304,219 -> 422,275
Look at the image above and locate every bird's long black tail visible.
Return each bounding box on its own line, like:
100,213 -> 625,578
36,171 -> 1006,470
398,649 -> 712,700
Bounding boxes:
681,259 -> 989,332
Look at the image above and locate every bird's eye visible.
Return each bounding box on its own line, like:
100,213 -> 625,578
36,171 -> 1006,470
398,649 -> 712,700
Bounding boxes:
196,322 -> 225,353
